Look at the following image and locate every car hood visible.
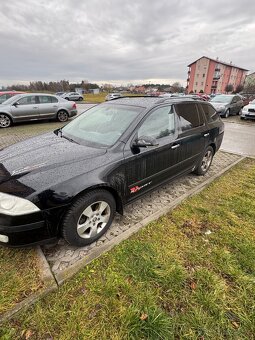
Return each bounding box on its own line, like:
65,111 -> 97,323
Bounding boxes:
0,132 -> 106,186
210,102 -> 228,109
243,103 -> 255,110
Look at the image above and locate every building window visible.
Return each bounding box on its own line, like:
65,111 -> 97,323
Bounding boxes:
195,82 -> 198,86
202,74 -> 205,77
201,82 -> 204,85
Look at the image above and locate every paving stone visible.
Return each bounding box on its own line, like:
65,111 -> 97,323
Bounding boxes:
0,128 -> 241,277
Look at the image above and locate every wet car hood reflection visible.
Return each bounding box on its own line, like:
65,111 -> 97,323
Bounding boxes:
0,132 -> 107,191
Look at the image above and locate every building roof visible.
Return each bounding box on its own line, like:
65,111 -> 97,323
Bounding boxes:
188,56 -> 249,71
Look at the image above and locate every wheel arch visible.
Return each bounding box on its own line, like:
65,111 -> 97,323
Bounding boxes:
71,184 -> 124,215
208,142 -> 216,154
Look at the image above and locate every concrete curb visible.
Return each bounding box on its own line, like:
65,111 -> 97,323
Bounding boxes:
0,247 -> 58,324
55,155 -> 245,285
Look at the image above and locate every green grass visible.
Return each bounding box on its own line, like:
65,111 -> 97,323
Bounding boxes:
0,248 -> 44,317
1,159 -> 255,339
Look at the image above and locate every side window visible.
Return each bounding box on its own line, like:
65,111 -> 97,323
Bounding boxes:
175,103 -> 201,132
52,96 -> 58,103
38,96 -> 53,104
17,96 -> 36,105
200,104 -> 219,123
138,106 -> 175,140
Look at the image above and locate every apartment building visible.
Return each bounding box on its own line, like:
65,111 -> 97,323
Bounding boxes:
187,56 -> 248,94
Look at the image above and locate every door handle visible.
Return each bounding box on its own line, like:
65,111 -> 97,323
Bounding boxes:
53,105 -> 58,108
204,133 -> 209,137
171,143 -> 180,149
33,106 -> 38,109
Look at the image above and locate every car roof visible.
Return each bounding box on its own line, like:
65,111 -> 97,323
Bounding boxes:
104,96 -> 206,109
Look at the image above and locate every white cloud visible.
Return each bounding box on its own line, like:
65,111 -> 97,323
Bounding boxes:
0,0 -> 254,86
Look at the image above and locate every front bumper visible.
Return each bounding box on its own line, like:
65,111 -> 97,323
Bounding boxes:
0,210 -> 58,247
240,111 -> 255,120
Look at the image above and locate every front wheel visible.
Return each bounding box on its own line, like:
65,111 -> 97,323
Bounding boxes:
223,109 -> 230,118
61,190 -> 116,247
194,146 -> 214,176
57,110 -> 69,122
79,97 -> 83,101
0,114 -> 12,128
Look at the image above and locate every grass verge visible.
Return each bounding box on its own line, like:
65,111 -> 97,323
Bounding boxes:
1,159 -> 255,339
0,248 -> 44,317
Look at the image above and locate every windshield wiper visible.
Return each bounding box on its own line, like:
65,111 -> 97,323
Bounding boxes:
57,129 -> 79,144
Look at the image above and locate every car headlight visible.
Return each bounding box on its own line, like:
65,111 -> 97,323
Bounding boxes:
218,105 -> 225,110
0,192 -> 40,216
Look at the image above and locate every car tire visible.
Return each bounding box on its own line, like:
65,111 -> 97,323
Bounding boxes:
57,110 -> 69,122
194,146 -> 214,176
61,190 -> 116,247
79,97 -> 83,101
223,109 -> 230,118
0,113 -> 12,128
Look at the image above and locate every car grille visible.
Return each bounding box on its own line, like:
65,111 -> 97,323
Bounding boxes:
248,108 -> 255,113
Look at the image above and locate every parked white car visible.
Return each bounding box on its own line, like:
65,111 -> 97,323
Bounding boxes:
240,99 -> 255,120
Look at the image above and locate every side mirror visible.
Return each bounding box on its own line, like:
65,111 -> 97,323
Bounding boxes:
133,136 -> 159,148
13,102 -> 19,107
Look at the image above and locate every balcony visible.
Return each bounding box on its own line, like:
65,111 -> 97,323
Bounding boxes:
211,85 -> 217,89
213,75 -> 220,80
215,68 -> 220,72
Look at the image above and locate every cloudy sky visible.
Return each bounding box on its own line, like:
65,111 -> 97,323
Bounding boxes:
0,0 -> 254,86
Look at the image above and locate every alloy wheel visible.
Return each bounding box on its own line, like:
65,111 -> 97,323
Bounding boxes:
77,201 -> 111,239
201,150 -> 213,172
0,114 -> 11,128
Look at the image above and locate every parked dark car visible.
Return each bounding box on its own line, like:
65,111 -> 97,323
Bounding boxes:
0,93 -> 77,128
210,94 -> 243,118
0,97 -> 224,247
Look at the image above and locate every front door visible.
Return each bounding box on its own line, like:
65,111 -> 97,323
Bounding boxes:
123,105 -> 181,202
11,95 -> 39,121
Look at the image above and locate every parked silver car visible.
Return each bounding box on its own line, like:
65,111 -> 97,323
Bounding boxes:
210,94 -> 243,118
105,93 -> 123,101
62,92 -> 84,101
0,93 -> 77,128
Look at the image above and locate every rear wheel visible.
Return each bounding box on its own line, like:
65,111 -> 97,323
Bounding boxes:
61,190 -> 116,247
194,146 -> 214,176
57,110 -> 69,122
79,97 -> 83,101
0,114 -> 12,128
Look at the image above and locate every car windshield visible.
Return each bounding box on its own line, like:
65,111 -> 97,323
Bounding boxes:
62,104 -> 143,147
250,99 -> 255,104
210,95 -> 233,103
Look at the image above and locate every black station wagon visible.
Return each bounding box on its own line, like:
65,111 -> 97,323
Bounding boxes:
0,97 -> 224,247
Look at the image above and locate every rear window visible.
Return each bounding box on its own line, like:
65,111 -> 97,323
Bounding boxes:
201,103 -> 219,123
175,103 -> 202,132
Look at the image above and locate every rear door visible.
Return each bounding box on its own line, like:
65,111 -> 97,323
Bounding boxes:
174,102 -> 207,172
10,95 -> 39,121
38,95 -> 59,118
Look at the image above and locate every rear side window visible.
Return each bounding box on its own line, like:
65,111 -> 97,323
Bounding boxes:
175,103 -> 201,132
201,104 -> 219,123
